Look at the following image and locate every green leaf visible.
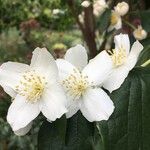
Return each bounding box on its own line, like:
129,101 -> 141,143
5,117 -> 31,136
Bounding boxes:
98,67 -> 150,150
38,115 -> 67,150
64,111 -> 95,150
38,112 -> 102,150
137,45 -> 150,66
140,10 -> 150,32
96,9 -> 111,33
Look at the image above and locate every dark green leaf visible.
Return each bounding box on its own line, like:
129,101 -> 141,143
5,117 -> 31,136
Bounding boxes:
98,67 -> 150,150
38,115 -> 67,150
140,10 -> 150,32
137,45 -> 150,66
64,111 -> 95,150
38,111 -> 102,150
96,9 -> 111,33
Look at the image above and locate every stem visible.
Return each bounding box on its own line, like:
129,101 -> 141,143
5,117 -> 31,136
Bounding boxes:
141,59 -> 150,67
123,19 -> 136,30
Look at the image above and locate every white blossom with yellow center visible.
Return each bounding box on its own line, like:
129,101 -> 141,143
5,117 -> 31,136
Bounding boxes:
108,11 -> 122,31
56,44 -> 114,122
133,25 -> 147,41
103,34 -> 143,92
0,47 -> 67,136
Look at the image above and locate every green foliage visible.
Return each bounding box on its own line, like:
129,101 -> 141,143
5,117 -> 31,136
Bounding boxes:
38,112 -> 102,150
98,67 -> 150,150
96,9 -> 111,33
0,0 -> 75,31
140,10 -> 150,32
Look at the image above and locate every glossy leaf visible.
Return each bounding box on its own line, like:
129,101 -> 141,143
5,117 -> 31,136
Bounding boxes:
98,67 -> 150,150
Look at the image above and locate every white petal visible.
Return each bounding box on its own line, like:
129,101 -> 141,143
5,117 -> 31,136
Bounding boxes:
80,88 -> 114,122
7,95 -> 40,131
65,44 -> 88,71
0,62 -> 30,97
14,122 -> 32,136
82,51 -> 113,85
2,85 -> 16,98
56,59 -> 77,81
66,98 -> 80,118
30,47 -> 58,79
0,61 -> 30,73
114,34 -> 130,54
0,69 -> 21,90
40,84 -> 67,122
103,65 -> 129,92
126,40 -> 143,70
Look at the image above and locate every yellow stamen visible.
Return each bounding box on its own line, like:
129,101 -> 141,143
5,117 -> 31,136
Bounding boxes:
111,12 -> 119,25
15,71 -> 47,103
62,69 -> 91,100
109,47 -> 127,67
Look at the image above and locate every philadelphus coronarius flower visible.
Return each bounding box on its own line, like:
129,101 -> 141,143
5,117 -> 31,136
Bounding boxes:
0,48 -> 67,135
93,0 -> 108,16
103,34 -> 143,92
133,25 -> 147,40
108,11 -> 122,31
114,2 -> 129,16
81,1 -> 91,8
56,45 -> 114,122
108,2 -> 129,31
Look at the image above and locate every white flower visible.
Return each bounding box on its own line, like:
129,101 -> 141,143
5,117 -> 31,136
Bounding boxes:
108,11 -> 122,31
103,34 -> 143,92
0,47 -> 67,135
56,45 -> 114,122
81,1 -> 91,7
114,2 -> 129,16
133,25 -> 147,40
93,0 -> 108,16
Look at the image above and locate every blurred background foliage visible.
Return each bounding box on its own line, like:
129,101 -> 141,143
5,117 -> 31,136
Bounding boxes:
0,0 -> 149,149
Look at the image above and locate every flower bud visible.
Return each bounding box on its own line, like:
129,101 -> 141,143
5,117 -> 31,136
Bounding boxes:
114,2 -> 129,16
93,0 -> 108,16
81,1 -> 91,8
133,25 -> 147,40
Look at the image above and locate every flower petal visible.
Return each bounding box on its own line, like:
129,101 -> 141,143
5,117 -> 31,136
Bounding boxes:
40,84 -> 67,122
14,122 -> 33,136
7,95 -> 40,131
66,98 -> 80,118
114,34 -> 130,54
0,61 -> 30,73
80,88 -> 114,122
0,62 -> 29,92
103,65 -> 129,92
56,59 -> 77,81
126,40 -> 143,70
30,47 -> 58,79
0,69 -> 21,90
65,44 -> 88,71
2,85 -> 16,98
82,50 -> 113,85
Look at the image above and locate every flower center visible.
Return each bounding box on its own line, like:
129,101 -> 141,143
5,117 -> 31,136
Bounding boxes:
111,13 -> 119,25
15,71 -> 47,103
62,69 -> 90,100
108,47 -> 127,67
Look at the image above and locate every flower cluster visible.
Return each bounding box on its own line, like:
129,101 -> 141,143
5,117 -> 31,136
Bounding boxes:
0,34 -> 143,136
80,1 -> 147,41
